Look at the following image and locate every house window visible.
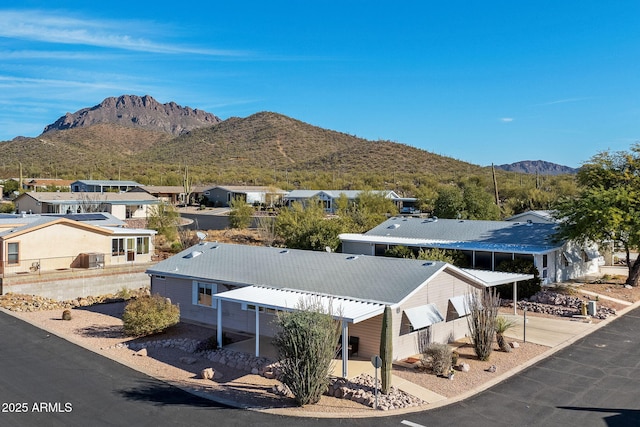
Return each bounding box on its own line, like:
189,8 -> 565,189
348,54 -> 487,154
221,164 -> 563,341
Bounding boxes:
197,282 -> 215,307
7,242 -> 19,264
112,238 -> 125,256
136,237 -> 149,254
243,304 -> 265,313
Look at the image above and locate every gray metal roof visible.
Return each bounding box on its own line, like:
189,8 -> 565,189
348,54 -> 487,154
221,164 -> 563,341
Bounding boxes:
285,190 -> 399,200
71,180 -> 141,186
18,192 -> 159,204
147,243 -> 449,305
359,216 -> 563,253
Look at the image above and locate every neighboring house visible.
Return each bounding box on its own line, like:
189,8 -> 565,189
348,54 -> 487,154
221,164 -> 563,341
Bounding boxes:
147,243 -> 531,377
283,190 -> 409,214
506,210 -> 557,224
22,178 -> 74,192
71,180 -> 141,193
202,186 -> 287,207
130,186 -> 186,205
14,192 -> 159,220
0,212 -> 156,299
340,216 -> 602,285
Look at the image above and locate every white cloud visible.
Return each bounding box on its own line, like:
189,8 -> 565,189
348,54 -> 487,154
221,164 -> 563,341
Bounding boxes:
538,97 -> 591,106
0,9 -> 245,56
500,117 -> 514,122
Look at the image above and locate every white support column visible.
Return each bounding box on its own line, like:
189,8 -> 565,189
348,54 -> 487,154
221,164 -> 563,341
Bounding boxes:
217,300 -> 223,348
491,252 -> 495,270
513,281 -> 518,315
255,306 -> 260,357
341,321 -> 349,379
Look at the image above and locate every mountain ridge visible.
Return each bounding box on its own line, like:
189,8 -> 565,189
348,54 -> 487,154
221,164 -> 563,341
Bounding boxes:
42,94 -> 221,136
495,160 -> 577,175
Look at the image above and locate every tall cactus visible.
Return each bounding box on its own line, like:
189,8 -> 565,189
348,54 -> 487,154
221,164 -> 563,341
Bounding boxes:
380,305 -> 393,394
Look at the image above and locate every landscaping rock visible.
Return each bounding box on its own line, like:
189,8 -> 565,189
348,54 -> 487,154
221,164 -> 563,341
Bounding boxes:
201,367 -> 214,380
135,348 -> 147,357
458,362 -> 470,372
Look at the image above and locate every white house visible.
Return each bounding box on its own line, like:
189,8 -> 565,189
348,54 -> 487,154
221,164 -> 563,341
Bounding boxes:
340,216 -> 601,285
283,190 -> 409,213
14,192 -> 159,220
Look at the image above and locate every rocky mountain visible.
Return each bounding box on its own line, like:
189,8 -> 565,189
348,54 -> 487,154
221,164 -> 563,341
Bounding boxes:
495,160 -> 577,175
42,95 -> 221,136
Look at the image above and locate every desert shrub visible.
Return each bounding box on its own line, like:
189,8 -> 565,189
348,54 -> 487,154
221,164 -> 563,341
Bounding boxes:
495,316 -> 516,352
272,297 -> 341,406
122,294 -> 180,337
62,309 -> 72,321
467,289 -> 500,361
422,342 -> 453,376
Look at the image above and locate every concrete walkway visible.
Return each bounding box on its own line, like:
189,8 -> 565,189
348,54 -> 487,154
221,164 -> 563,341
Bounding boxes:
502,313 -> 596,347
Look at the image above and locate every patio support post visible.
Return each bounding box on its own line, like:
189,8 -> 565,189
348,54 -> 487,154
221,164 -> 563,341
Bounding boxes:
513,281 -> 518,315
255,306 -> 260,357
217,300 -> 223,348
341,320 -> 348,378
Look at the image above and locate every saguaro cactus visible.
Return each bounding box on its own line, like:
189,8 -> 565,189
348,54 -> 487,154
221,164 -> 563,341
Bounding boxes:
380,305 -> 393,394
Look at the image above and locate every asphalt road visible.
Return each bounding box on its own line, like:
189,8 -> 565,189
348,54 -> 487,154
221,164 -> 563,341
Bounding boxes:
2,307 -> 640,427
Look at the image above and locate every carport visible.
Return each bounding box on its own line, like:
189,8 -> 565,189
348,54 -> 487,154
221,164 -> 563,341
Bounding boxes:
214,285 -> 386,378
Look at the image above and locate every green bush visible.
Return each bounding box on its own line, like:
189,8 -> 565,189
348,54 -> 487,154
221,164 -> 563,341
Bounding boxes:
422,342 -> 453,376
495,258 -> 541,300
122,294 -> 180,337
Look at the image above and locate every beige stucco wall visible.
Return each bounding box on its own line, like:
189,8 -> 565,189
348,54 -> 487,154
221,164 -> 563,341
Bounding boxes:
2,223 -> 154,274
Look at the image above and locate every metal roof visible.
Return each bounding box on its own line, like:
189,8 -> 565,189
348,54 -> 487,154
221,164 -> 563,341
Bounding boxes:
147,243 -> 449,305
18,192 -> 159,204
214,285 -> 386,324
449,295 -> 470,317
403,304 -> 444,329
285,190 -> 400,200
342,216 -> 563,254
71,180 -> 141,186
459,269 -> 534,286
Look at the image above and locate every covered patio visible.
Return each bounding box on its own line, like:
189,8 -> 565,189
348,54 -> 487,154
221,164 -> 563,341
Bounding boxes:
214,285 -> 386,378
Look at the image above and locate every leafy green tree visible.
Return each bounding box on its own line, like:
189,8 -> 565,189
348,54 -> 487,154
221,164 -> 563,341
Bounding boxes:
147,202 -> 181,242
433,185 -> 465,219
554,144 -> 640,286
272,298 -> 341,406
384,245 -> 415,259
275,201 -> 342,251
462,182 -> 501,220
228,197 -> 254,229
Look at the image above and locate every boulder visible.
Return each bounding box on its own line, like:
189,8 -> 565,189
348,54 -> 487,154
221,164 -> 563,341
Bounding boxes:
458,362 -> 470,372
201,367 -> 215,380
135,348 -> 147,357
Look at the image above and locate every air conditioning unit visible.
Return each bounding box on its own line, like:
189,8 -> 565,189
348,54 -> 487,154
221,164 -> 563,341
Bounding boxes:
78,253 -> 105,268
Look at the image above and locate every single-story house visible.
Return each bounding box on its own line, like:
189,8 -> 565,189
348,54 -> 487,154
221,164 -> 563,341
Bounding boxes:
202,186 -> 287,207
283,190 -> 411,214
130,186 -> 186,205
340,216 -> 602,285
0,212 -> 156,299
147,243 -> 531,377
22,178 -> 74,192
71,180 -> 141,193
14,192 -> 159,220
506,210 -> 556,224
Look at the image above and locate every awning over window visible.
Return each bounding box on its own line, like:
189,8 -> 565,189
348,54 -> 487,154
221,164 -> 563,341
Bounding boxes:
563,251 -> 582,263
403,304 -> 444,330
449,295 -> 470,317
585,248 -> 600,260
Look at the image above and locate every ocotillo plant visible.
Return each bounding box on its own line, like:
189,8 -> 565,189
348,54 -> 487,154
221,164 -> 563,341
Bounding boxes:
380,305 -> 393,394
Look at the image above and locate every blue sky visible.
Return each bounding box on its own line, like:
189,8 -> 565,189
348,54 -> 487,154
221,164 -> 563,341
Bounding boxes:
1,2 -> 638,168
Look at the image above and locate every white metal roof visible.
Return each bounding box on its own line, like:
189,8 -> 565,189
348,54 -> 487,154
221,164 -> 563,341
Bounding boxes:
449,295 -> 470,317
214,285 -> 386,324
460,269 -> 534,286
403,304 -> 444,330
